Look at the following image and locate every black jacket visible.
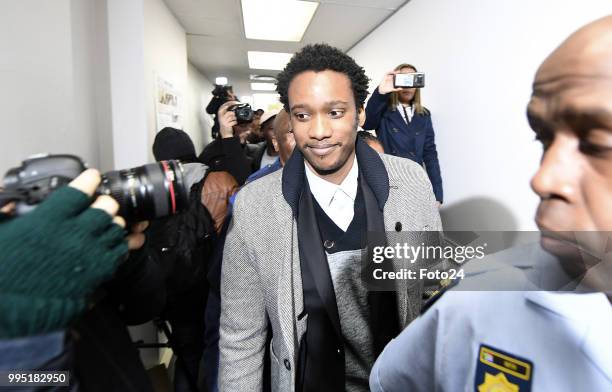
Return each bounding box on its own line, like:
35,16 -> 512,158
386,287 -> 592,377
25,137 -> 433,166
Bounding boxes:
72,249 -> 166,392
199,137 -> 253,185
245,142 -> 267,172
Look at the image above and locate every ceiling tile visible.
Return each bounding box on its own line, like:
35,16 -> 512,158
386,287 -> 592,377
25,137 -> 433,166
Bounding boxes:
302,3 -> 392,50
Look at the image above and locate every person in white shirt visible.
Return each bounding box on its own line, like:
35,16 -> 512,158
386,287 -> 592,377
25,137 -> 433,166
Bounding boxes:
258,110 -> 281,169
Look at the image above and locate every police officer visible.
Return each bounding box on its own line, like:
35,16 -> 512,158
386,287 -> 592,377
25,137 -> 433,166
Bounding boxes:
370,15 -> 612,392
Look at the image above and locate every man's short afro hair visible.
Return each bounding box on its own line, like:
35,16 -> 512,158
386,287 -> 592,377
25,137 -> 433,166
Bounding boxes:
276,43 -> 370,111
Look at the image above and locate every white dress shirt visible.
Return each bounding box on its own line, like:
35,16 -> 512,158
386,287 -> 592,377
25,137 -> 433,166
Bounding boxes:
396,103 -> 414,123
304,156 -> 358,232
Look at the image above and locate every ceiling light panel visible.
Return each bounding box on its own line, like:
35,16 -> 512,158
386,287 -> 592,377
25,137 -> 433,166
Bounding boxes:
248,51 -> 293,70
242,0 -> 319,42
251,83 -> 277,91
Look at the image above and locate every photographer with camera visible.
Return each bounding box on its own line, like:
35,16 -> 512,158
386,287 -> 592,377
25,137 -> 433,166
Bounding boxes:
148,127 -> 238,392
0,154 -> 210,391
0,168 -> 154,390
198,100 -> 258,185
206,85 -> 236,140
363,64 -> 443,204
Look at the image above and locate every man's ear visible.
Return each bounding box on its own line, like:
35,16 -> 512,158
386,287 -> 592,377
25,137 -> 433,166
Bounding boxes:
358,107 -> 366,127
271,136 -> 280,153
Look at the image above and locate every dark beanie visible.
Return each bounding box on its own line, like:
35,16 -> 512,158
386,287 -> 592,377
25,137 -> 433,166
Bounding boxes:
152,127 -> 197,162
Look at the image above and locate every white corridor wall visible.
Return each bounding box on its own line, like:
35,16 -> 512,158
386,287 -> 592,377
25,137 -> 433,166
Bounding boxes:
349,0 -> 612,230
144,0 -> 215,158
0,0 -> 101,172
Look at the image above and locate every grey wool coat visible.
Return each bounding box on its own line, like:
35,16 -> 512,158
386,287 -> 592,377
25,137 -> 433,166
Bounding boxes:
219,150 -> 443,392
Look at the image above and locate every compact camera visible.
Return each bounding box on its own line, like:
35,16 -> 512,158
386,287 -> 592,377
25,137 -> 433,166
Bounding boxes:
229,103 -> 254,124
0,154 -> 189,221
394,72 -> 426,88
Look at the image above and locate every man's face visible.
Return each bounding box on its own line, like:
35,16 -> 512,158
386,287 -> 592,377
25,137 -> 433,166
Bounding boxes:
398,67 -> 417,104
262,120 -> 275,145
288,70 -> 359,180
272,110 -> 295,165
528,20 -> 612,260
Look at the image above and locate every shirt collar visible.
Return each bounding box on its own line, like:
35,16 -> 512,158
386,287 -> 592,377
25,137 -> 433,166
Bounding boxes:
304,155 -> 359,207
397,103 -> 414,117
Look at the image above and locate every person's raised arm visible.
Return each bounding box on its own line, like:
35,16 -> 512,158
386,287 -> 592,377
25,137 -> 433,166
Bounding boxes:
363,70 -> 402,131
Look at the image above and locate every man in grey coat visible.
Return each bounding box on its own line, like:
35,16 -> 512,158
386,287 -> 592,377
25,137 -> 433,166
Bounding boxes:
219,44 -> 442,392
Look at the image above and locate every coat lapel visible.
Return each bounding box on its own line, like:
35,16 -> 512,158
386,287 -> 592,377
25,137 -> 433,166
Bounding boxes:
389,108 -> 406,131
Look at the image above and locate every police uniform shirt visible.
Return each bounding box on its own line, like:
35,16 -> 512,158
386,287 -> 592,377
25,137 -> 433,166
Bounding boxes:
369,244 -> 612,392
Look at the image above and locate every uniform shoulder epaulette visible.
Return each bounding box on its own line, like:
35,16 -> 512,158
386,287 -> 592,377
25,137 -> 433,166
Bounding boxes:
420,279 -> 459,315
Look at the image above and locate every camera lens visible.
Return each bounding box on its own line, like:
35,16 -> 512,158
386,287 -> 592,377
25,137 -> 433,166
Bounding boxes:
98,160 -> 188,222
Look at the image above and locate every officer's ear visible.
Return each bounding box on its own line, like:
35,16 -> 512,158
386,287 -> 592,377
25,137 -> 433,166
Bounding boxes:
358,107 -> 366,127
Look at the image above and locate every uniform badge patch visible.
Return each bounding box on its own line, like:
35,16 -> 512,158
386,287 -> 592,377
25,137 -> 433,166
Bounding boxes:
475,344 -> 533,391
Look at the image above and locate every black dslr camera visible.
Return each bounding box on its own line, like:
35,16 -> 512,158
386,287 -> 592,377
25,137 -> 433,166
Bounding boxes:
0,154 -> 189,221
229,103 -> 254,124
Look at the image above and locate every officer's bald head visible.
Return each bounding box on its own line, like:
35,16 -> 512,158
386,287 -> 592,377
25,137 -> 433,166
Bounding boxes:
534,15 -> 612,91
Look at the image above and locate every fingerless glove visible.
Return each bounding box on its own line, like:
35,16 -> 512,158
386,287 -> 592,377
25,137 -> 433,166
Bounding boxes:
0,186 -> 128,338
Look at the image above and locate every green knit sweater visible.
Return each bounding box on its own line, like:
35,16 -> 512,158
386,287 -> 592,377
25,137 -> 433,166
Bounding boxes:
0,187 -> 128,338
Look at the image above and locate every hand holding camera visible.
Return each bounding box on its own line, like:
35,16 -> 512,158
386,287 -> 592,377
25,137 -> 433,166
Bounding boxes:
0,170 -> 129,337
378,70 -> 403,94
218,100 -> 254,139
0,157 -> 187,337
218,100 -> 240,138
67,169 -> 147,250
378,70 -> 426,94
